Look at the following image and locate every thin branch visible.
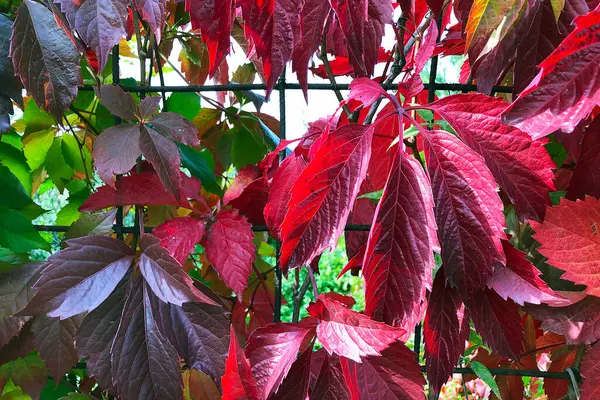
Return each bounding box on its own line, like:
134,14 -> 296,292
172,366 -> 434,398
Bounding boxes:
292,275 -> 312,323
319,36 -> 352,119
70,106 -> 101,137
251,263 -> 274,310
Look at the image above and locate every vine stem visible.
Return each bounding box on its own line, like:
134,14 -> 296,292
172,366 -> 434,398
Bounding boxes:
319,36 -> 352,119
251,263 -> 274,311
292,273 -> 312,323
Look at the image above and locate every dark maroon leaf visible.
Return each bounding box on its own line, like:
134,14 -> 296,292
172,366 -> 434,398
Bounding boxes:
148,295 -> 229,385
17,236 -> 134,319
525,295 -> 600,344
222,326 -> 258,400
150,112 -> 200,147
75,0 -> 128,72
152,216 -> 206,264
468,288 -> 525,359
98,85 -> 138,121
138,234 -> 218,306
580,343 -> 600,399
31,315 -> 82,381
76,277 -> 127,393
246,319 -> 317,399
80,172 -> 199,212
280,124 -> 373,272
340,342 -> 425,399
132,0 -> 166,40
424,270 -> 470,398
139,124 -> 182,199
93,124 -> 142,186
423,129 -> 506,299
10,0 -> 81,120
0,353 -> 49,400
205,209 -> 256,298
271,343 -> 313,400
363,147 -> 437,329
111,275 -> 183,399
307,295 -> 405,362
0,263 -> 45,349
567,116 -> 600,200
139,97 -> 161,121
424,93 -> 556,222
0,320 -> 34,366
310,351 -> 350,400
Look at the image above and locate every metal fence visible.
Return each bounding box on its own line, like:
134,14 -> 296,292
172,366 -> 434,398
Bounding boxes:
30,20 -> 579,395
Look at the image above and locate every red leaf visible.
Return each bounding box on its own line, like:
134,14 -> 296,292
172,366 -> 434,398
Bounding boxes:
525,295 -> 600,344
17,236 -> 133,319
111,275 -> 183,400
307,294 -> 405,362
152,216 -> 206,264
205,209 -> 256,298
580,344 -> 600,399
530,197 -> 600,296
503,4 -> 600,138
347,77 -> 398,109
245,319 -> 317,399
423,129 -> 506,298
291,0 -> 333,96
240,0 -> 301,96
264,153 -> 308,239
138,234 -> 217,306
544,349 -> 576,399
186,0 -> 233,75
340,342 -> 425,400
80,172 -> 198,212
225,166 -> 269,225
363,148 -> 437,328
31,315 -> 81,381
425,93 -> 556,222
271,343 -> 313,400
222,326 -> 258,400
488,241 -> 567,306
139,125 -> 182,199
424,270 -> 470,398
567,116 -> 600,200
93,124 -> 142,187
0,262 -> 45,349
280,124 -> 373,272
310,351 -> 350,400
468,288 -> 525,359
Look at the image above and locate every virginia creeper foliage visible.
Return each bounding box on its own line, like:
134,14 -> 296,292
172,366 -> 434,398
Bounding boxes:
1,0 -> 600,398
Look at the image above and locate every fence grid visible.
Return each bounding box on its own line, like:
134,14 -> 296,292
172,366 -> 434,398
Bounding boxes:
31,17 -> 578,391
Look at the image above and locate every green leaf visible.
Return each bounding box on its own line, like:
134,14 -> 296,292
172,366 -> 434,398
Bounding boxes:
0,247 -> 28,272
357,189 -> 383,203
45,137 -> 74,192
545,135 -> 568,168
23,129 -> 54,170
0,164 -> 32,209
0,353 -> 49,399
12,98 -> 54,134
165,92 -> 201,120
470,361 -> 502,399
178,143 -> 223,196
0,206 -> 50,252
231,115 -> 267,169
61,133 -> 90,175
0,142 -> 32,195
66,209 -> 117,239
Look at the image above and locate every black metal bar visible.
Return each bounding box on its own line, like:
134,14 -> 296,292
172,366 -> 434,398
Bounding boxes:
34,224 -> 373,233
77,82 -> 513,93
112,45 -> 124,242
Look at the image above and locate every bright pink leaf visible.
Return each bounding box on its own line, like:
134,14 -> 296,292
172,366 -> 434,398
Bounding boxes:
307,295 -> 405,362
138,234 -> 217,306
363,148 -> 437,329
245,319 -> 317,399
425,93 -> 556,222
205,209 -> 256,298
423,129 -> 506,299
503,4 -> 600,138
530,197 -> 600,296
468,288 -> 525,359
152,216 -> 205,264
222,326 -> 258,400
280,124 -> 373,272
80,172 -> 198,212
17,236 -> 133,319
340,342 -> 425,400
488,241 -> 567,306
424,270 -> 470,399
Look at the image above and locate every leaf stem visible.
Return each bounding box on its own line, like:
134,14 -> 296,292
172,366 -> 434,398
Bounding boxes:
292,273 -> 312,323
69,106 -> 101,137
